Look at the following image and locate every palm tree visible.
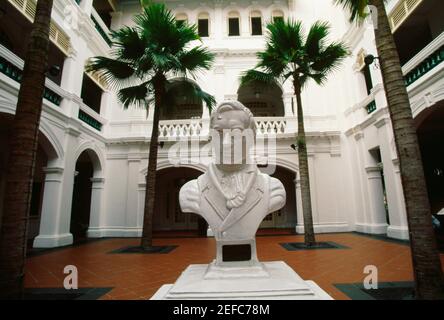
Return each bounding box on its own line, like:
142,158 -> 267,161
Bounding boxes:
0,0 -> 54,299
241,20 -> 348,246
335,0 -> 444,299
86,3 -> 215,249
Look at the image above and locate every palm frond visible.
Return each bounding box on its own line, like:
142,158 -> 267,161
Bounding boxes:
266,19 -> 304,61
311,42 -> 349,73
240,70 -> 279,87
110,27 -> 145,62
256,47 -> 290,77
334,0 -> 369,23
117,81 -> 152,109
176,47 -> 215,78
134,3 -> 198,57
305,21 -> 330,60
85,56 -> 138,91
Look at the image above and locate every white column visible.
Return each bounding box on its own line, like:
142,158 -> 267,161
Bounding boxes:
60,54 -> 82,95
79,0 -> 94,16
126,155 -> 141,234
283,93 -> 294,117
353,132 -> 372,232
365,166 -> 388,233
87,177 -> 105,238
33,167 -> 72,248
241,12 -> 250,37
388,159 -> 409,239
375,118 -> 409,240
214,2 -> 224,39
294,177 -> 304,234
57,127 -> 82,243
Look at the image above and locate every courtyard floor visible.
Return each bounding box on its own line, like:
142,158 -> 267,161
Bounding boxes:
24,232 -> 444,300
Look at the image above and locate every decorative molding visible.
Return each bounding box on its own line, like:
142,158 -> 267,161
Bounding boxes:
43,167 -> 64,174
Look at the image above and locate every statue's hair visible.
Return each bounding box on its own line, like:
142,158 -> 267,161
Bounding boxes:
210,101 -> 256,134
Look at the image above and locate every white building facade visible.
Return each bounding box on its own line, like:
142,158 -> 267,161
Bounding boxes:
0,0 -> 442,247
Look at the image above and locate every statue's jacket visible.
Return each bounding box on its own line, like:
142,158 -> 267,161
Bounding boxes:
180,164 -> 286,241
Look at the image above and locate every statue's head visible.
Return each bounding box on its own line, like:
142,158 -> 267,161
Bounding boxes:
210,101 -> 256,168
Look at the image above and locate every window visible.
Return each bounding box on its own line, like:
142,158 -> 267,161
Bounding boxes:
273,16 -> 284,23
198,13 -> 209,37
250,11 -> 262,35
175,13 -> 188,27
81,73 -> 103,114
272,10 -> 284,23
362,64 -> 373,95
228,12 -> 240,36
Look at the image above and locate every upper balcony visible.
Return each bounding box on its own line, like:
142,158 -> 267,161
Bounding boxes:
0,42 -> 106,134
353,0 -> 443,119
73,0 -> 114,47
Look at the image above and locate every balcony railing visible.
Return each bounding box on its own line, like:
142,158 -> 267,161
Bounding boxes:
157,117 -> 290,139
159,119 -> 202,138
404,45 -> 444,86
78,104 -> 104,131
403,32 -> 444,87
0,45 -> 63,106
255,117 -> 287,135
366,100 -> 377,114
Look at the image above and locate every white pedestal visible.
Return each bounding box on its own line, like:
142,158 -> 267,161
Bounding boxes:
151,261 -> 333,300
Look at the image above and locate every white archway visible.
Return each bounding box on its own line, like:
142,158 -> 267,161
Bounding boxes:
70,144 -> 105,242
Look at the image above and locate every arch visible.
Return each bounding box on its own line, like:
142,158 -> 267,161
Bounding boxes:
250,10 -> 263,36
259,164 -> 297,229
39,120 -> 64,162
250,10 -> 262,18
198,12 -> 210,19
414,98 -> 444,129
175,12 -> 188,23
228,10 -> 241,18
271,9 -> 285,22
0,100 -> 64,162
416,99 -> 444,215
237,80 -> 285,116
151,166 -> 206,234
197,11 -> 210,37
160,78 -> 206,120
0,112 -> 61,242
73,141 -> 105,177
227,10 -> 241,36
274,157 -> 299,174
140,159 -> 206,176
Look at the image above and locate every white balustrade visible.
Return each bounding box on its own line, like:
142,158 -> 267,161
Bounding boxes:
158,119 -> 203,138
254,117 -> 287,135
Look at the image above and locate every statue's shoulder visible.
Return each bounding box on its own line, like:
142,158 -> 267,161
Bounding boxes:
269,175 -> 285,193
179,177 -> 202,213
180,179 -> 199,194
256,172 -> 284,192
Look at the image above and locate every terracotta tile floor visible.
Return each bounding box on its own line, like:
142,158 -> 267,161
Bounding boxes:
24,233 -> 444,300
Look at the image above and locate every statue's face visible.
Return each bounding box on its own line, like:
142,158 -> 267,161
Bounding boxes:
211,109 -> 253,166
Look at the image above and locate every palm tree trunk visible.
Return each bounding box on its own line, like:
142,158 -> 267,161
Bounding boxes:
140,77 -> 163,249
370,0 -> 443,299
0,0 -> 53,299
294,79 -> 316,246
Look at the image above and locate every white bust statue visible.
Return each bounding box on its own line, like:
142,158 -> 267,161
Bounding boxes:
179,101 -> 286,266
